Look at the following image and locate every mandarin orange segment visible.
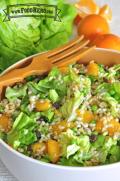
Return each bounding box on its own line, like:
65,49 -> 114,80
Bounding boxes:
76,110 -> 94,123
107,120 -> 120,136
51,120 -> 68,135
95,120 -> 104,133
31,142 -> 46,155
86,62 -> 99,76
59,66 -> 69,74
46,140 -> 60,163
0,114 -> 11,133
83,111 -> 94,123
75,0 -> 112,23
75,0 -> 99,18
51,120 -> 76,136
99,5 -> 112,22
35,100 -> 51,112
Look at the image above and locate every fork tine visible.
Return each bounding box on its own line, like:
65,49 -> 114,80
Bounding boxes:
50,39 -> 90,64
54,46 -> 95,67
47,35 -> 84,58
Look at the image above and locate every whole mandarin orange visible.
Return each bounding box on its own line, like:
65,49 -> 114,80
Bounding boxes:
92,34 -> 120,51
77,14 -> 110,40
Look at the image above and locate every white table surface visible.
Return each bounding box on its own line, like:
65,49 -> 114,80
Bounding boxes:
0,0 -> 120,180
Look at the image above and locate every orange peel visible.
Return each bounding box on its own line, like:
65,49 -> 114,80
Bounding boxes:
75,0 -> 100,18
75,0 -> 112,22
99,4 -> 112,22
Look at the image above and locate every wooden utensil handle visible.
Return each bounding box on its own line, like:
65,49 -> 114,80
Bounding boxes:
0,54 -> 52,88
0,64 -> 46,87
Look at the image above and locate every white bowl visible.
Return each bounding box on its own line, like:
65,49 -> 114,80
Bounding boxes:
0,48 -> 120,181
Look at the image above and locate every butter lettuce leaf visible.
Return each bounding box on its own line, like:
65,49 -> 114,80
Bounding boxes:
7,112 -> 37,148
0,0 -> 76,72
5,85 -> 27,102
60,130 -> 91,163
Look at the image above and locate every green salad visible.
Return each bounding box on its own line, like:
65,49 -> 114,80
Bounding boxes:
0,61 -> 120,166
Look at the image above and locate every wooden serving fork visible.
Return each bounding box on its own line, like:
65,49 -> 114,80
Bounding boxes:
0,35 -> 95,99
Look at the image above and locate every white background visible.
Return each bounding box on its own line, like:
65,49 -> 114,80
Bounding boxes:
0,0 -> 120,180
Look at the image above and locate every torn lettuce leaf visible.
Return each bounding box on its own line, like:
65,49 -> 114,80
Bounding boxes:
41,108 -> 55,123
58,157 -> 82,166
102,93 -> 119,117
74,151 -> 92,164
96,82 -> 120,101
5,85 -> 27,102
7,112 -> 37,148
49,89 -> 59,103
109,145 -> 120,163
67,144 -> 79,159
60,130 -> 91,163
60,92 -> 84,121
38,67 -> 67,97
107,64 -> 120,79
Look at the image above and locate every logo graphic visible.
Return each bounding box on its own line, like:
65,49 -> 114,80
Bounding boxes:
3,3 -> 61,22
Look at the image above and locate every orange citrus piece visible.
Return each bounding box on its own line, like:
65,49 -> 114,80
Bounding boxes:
51,120 -> 76,136
31,142 -> 46,155
59,66 -> 69,74
95,120 -> 104,133
75,0 -> 112,24
76,110 -> 94,123
75,0 -> 99,18
99,5 -> 112,22
92,34 -> 120,51
77,14 -> 110,41
0,114 -> 11,133
107,120 -> 120,136
35,100 -> 51,112
86,62 -> 99,76
46,140 -> 60,163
